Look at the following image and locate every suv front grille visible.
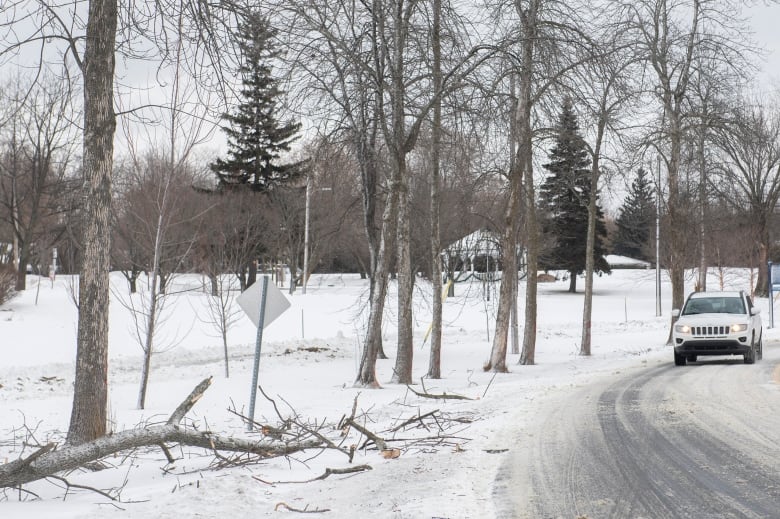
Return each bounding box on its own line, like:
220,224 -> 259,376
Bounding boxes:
692,325 -> 729,337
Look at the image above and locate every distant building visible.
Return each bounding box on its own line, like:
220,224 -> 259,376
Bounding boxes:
443,229 -> 526,273
605,254 -> 651,269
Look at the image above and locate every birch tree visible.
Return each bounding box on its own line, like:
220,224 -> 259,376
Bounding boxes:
427,0 -> 444,379
272,0 -> 486,385
485,0 -> 595,369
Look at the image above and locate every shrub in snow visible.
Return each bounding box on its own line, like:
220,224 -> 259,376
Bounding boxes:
0,264 -> 16,305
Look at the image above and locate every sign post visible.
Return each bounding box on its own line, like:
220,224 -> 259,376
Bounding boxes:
237,275 -> 291,431
769,262 -> 780,329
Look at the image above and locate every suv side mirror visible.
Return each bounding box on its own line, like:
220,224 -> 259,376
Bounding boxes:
671,308 -> 680,318
750,307 -> 761,316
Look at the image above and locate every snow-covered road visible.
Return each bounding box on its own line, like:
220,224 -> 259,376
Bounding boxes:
496,340 -> 780,518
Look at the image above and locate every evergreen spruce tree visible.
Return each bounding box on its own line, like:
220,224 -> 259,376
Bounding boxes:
613,168 -> 656,261
211,12 -> 304,192
539,99 -> 610,292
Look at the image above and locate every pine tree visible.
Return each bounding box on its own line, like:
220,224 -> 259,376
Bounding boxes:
211,12 -> 304,192
539,99 -> 609,292
613,168 -> 655,261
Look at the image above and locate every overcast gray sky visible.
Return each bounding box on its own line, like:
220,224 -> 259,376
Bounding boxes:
748,2 -> 780,93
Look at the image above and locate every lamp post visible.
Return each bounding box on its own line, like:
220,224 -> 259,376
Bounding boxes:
656,155 -> 662,317
302,179 -> 331,295
303,177 -> 311,294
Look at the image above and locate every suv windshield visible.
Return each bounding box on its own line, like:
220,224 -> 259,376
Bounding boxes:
682,296 -> 745,316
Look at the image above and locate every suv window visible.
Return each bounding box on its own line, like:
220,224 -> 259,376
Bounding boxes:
682,296 -> 745,315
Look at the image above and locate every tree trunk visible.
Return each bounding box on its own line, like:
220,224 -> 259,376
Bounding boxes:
390,0 -> 414,385
138,209 -> 165,410
568,270 -> 577,293
158,271 -> 168,294
667,112 -> 686,330
487,226 -> 518,372
581,146 -> 602,356
210,273 -> 219,296
237,269 -> 248,291
697,125 -> 707,292
427,0 -> 443,380
247,259 -> 257,288
356,184 -> 398,387
756,215 -> 770,297
67,0 -> 118,445
137,283 -> 158,410
518,0 -> 539,367
510,275 -> 519,355
393,172 -> 413,384
509,72 -> 520,357
486,112 -> 522,371
222,326 -> 230,378
15,247 -> 28,291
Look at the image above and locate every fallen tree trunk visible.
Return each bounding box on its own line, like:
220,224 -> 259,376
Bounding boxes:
0,377 -> 322,489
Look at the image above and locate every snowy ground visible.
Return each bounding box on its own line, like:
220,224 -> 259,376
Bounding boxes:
0,267 -> 774,518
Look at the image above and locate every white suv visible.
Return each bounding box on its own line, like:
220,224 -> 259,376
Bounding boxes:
671,291 -> 762,366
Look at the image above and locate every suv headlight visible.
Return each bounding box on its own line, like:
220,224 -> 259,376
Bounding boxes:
674,324 -> 691,334
730,323 -> 748,332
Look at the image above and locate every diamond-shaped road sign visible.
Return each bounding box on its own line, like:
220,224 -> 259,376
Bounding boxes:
237,277 -> 291,328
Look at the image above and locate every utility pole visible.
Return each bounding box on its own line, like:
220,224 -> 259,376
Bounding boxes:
656,156 -> 662,317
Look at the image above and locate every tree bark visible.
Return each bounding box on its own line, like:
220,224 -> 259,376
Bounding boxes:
518,0 -> 540,367
427,0 -> 443,379
581,141 -> 603,356
356,175 -> 398,387
390,0 -> 414,385
697,116 -> 708,292
392,156 -> 414,384
67,0 -> 118,445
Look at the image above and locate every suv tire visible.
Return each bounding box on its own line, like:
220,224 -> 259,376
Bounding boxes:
744,341 -> 756,365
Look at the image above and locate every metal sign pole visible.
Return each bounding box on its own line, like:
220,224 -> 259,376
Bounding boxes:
246,275 -> 269,431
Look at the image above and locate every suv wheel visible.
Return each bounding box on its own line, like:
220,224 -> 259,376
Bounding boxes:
674,352 -> 687,366
744,340 -> 756,365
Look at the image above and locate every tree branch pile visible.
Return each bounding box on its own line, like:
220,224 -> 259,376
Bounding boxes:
0,377 -> 474,495
0,378 -> 320,489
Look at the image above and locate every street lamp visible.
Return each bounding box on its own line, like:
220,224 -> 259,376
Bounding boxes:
302,178 -> 331,295
656,155 -> 662,317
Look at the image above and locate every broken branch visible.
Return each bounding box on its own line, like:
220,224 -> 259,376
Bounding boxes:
270,464 -> 373,484
407,384 -> 473,401
274,501 -> 331,513
0,378 -> 321,489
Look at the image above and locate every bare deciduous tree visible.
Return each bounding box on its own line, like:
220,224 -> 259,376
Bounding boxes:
273,0 -> 487,385
0,74 -> 79,291
624,0 -> 752,324
574,26 -> 642,356
1,0 -> 241,441
68,0 -> 118,445
712,97 -> 780,297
